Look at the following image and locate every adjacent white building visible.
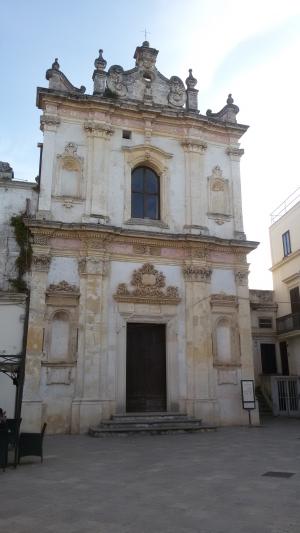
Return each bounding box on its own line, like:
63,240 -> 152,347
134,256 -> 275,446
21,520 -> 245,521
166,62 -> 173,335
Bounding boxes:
267,189 -> 300,415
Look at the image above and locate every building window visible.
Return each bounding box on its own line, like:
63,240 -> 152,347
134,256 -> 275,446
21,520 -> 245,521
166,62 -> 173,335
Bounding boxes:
131,166 -> 160,220
122,130 -> 132,139
282,230 -> 291,256
258,317 -> 273,329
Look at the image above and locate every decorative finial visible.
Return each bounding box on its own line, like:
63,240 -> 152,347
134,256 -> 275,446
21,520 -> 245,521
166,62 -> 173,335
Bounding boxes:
94,49 -> 107,71
227,93 -> 234,105
142,40 -> 150,47
186,68 -> 197,89
52,58 -> 60,70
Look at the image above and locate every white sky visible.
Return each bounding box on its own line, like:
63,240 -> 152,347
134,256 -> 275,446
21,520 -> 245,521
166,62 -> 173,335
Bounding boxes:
1,0 -> 300,289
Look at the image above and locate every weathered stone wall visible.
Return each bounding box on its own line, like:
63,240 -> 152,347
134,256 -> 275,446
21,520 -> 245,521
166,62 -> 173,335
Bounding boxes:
0,179 -> 37,290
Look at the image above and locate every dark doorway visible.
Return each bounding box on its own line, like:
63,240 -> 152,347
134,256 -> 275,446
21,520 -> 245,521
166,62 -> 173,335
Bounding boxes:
260,343 -> 277,374
290,287 -> 300,314
126,323 -> 166,412
280,341 -> 289,376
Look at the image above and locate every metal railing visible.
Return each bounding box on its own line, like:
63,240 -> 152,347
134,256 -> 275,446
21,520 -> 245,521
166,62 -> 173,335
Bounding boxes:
270,187 -> 300,224
277,312 -> 300,334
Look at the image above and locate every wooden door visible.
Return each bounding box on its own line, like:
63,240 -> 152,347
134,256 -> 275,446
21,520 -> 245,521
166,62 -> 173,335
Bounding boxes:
126,323 -> 166,412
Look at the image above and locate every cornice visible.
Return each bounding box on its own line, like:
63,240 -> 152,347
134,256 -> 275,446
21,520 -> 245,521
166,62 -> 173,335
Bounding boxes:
26,219 -> 259,254
270,249 -> 300,272
36,88 -> 249,138
0,179 -> 36,191
0,292 -> 27,304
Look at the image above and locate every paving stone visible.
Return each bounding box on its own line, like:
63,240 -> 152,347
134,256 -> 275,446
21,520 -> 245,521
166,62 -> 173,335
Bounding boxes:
1,418 -> 300,532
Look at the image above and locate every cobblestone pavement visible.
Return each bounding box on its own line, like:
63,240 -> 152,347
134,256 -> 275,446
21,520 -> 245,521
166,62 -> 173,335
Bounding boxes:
1,417 -> 300,533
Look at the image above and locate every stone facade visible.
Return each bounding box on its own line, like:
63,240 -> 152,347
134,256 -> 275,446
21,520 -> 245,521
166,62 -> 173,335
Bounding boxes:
20,42 -> 259,433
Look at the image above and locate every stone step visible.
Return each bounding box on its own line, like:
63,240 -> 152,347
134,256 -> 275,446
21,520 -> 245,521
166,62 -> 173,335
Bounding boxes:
110,413 -> 194,424
101,419 -> 203,429
89,412 -> 216,437
89,423 -> 216,437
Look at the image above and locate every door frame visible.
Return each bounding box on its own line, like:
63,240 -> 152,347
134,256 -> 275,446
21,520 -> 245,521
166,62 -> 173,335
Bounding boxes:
126,322 -> 167,412
115,304 -> 184,414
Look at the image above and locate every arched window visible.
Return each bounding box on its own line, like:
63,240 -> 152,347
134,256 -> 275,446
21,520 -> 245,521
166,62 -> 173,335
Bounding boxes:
131,166 -> 160,220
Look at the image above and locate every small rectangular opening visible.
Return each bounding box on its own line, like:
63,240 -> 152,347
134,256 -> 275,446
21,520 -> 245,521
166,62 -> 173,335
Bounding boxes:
258,317 -> 273,328
122,130 -> 132,140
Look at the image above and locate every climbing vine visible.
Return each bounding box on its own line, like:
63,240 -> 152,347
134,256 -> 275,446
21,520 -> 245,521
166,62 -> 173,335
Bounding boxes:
9,214 -> 32,292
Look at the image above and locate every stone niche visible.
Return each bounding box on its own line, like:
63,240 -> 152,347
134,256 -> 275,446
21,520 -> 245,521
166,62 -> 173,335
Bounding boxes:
210,294 -> 240,373
54,142 -> 84,199
43,281 -> 80,383
207,165 -> 232,225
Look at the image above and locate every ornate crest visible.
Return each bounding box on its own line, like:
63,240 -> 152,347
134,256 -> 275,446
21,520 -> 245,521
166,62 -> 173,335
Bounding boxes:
47,281 -> 79,294
107,65 -> 127,97
114,263 -> 180,305
57,142 -> 83,171
168,76 -> 186,108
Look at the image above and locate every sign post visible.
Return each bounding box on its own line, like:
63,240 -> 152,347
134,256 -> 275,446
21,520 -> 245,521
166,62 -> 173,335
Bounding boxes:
241,379 -> 256,425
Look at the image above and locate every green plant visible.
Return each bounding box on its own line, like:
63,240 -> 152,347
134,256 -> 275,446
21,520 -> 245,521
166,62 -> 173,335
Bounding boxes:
9,214 -> 32,292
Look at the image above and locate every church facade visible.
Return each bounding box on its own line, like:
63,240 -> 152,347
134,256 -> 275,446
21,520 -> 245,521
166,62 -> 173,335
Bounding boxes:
22,42 -> 259,433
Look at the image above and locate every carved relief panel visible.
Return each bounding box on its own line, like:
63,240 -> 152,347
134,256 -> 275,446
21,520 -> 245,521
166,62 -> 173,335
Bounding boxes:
207,166 -> 232,224
54,142 -> 84,199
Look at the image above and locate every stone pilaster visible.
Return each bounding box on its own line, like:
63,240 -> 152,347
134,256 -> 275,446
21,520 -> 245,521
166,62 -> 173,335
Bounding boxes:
182,264 -> 215,420
235,269 -> 260,424
84,122 -> 114,220
182,141 -> 208,232
75,252 -> 110,432
22,253 -> 50,431
37,115 -> 60,218
226,146 -> 245,236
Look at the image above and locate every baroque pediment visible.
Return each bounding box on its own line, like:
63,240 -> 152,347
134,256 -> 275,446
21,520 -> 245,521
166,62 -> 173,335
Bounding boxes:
114,263 -> 180,305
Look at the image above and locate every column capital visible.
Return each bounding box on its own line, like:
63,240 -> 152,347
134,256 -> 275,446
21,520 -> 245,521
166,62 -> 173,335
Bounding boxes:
226,146 -> 244,160
181,139 -> 207,154
182,264 -> 212,282
84,121 -> 114,139
40,115 -> 60,132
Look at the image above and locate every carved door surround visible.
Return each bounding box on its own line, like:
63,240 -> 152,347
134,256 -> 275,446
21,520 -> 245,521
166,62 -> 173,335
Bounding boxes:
113,263 -> 184,414
122,144 -> 173,228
